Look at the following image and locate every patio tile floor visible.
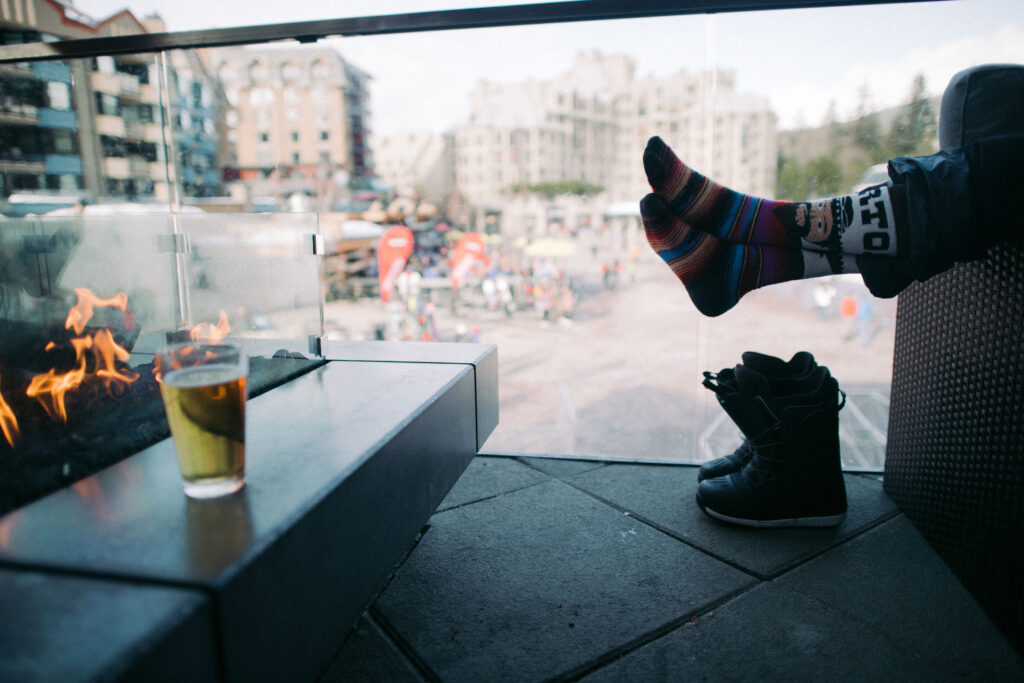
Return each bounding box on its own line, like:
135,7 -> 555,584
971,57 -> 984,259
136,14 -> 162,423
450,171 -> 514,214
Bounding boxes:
320,455 -> 1024,682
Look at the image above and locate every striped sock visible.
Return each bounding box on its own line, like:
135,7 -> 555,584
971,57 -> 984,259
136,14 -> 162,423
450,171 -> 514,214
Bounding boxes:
641,193 -> 827,317
643,136 -> 901,258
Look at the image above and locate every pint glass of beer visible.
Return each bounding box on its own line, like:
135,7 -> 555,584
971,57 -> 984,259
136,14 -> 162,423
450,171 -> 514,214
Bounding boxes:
155,341 -> 248,498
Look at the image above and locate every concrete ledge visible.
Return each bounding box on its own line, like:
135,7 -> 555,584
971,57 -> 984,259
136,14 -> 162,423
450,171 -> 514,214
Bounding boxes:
0,343 -> 497,681
0,568 -> 218,682
323,340 -> 499,450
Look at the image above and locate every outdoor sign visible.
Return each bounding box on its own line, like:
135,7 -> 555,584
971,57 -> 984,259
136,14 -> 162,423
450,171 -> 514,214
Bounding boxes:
451,232 -> 487,290
377,225 -> 414,302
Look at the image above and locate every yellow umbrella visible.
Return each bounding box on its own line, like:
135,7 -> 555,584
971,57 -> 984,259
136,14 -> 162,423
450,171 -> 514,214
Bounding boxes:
524,237 -> 576,258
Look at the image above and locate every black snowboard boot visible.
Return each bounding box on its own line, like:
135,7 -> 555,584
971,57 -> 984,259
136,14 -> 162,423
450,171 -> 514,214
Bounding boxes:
696,365 -> 847,528
698,351 -> 819,482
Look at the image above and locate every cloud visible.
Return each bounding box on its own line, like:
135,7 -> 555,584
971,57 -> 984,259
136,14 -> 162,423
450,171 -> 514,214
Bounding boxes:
769,24 -> 1024,129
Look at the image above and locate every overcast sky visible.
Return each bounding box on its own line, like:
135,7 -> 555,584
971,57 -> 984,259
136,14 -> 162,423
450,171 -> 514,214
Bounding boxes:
71,0 -> 1024,134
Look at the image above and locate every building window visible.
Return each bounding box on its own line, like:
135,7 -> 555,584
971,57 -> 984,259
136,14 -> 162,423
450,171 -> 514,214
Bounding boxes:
290,131 -> 299,142
319,130 -> 329,141
285,108 -> 301,123
48,129 -> 76,155
259,132 -> 270,143
95,56 -> 116,75
249,60 -> 268,82
100,135 -> 125,158
95,93 -> 120,116
250,87 -> 273,106
281,61 -> 302,82
46,82 -> 70,110
45,173 -> 82,192
311,60 -> 330,81
292,152 -> 301,164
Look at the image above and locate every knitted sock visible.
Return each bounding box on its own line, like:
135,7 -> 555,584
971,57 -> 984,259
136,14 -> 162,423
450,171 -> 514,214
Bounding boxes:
643,136 -> 904,258
641,193 -> 846,317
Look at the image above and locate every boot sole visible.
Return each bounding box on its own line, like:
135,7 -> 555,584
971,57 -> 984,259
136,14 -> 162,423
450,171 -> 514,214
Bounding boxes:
697,494 -> 846,528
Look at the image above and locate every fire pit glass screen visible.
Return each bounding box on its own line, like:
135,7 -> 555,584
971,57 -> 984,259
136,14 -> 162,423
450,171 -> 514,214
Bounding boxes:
0,211 -> 325,513
0,211 -> 324,353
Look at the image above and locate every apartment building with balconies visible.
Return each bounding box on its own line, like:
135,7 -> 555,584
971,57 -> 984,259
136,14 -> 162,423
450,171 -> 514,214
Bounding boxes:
206,46 -> 372,206
0,1 -> 227,211
455,50 -> 776,217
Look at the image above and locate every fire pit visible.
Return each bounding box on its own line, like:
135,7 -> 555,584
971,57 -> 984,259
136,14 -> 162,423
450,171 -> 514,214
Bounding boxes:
0,212 -> 498,681
0,212 -> 327,513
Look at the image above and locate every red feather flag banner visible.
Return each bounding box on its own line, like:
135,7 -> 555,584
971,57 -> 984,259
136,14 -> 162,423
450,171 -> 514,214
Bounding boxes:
451,232 -> 487,291
377,225 -> 414,303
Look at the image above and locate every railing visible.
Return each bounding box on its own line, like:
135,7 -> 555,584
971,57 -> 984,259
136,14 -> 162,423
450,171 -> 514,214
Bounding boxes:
0,1 -> 942,64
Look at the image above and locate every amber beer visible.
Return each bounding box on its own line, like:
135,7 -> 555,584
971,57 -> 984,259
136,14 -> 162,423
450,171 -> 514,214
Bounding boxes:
156,343 -> 247,498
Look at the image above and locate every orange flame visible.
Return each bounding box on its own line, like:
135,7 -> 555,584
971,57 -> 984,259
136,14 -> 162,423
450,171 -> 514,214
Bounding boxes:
0,376 -> 20,447
20,288 -> 138,429
65,288 -> 128,336
189,312 -> 230,342
92,329 -> 140,389
26,356 -> 88,423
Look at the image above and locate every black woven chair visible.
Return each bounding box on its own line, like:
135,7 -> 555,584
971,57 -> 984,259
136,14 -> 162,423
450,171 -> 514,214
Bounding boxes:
883,64 -> 1024,653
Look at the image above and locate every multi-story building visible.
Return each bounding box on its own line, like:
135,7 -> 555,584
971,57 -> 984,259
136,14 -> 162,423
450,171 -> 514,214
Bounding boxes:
0,0 -> 94,204
455,50 -> 776,211
623,67 -> 776,201
207,47 -> 372,206
0,1 -> 227,210
372,131 -> 454,205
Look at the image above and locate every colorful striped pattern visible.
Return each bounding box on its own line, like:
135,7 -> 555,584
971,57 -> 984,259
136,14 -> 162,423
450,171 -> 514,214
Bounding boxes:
644,136 -> 798,248
641,193 -> 806,317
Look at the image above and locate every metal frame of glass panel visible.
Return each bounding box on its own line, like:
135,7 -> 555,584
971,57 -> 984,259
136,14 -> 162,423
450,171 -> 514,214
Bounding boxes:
0,0 -> 948,64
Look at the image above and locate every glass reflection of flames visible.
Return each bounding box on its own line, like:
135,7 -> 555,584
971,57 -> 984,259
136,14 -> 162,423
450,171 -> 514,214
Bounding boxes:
153,313 -> 232,381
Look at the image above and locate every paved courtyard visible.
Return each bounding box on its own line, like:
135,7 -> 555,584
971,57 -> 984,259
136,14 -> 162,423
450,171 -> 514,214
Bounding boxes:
318,455 -> 1024,681
317,229 -> 896,470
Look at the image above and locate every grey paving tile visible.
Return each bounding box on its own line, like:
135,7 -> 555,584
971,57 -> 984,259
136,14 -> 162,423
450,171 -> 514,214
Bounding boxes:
375,479 -> 754,682
437,455 -> 550,511
319,614 -> 423,683
516,455 -> 609,478
568,464 -> 898,577
580,581 -> 949,683
774,515 -> 1024,679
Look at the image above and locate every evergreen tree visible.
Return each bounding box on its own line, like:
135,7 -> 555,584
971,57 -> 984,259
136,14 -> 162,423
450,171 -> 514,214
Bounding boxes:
776,153 -> 808,200
824,99 -> 844,146
805,154 -> 844,197
887,73 -> 937,156
852,85 -> 883,159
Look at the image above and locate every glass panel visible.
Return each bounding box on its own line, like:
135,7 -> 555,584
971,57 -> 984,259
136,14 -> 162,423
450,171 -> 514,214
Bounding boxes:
0,213 -> 175,361
691,0 -> 1024,471
4,0 -> 1021,470
326,12 -> 712,461
0,212 -> 322,360
174,211 -> 324,353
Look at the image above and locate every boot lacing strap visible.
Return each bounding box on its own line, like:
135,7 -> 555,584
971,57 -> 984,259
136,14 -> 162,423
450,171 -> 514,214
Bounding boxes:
742,430 -> 784,484
737,396 -> 784,484
701,371 -> 725,396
